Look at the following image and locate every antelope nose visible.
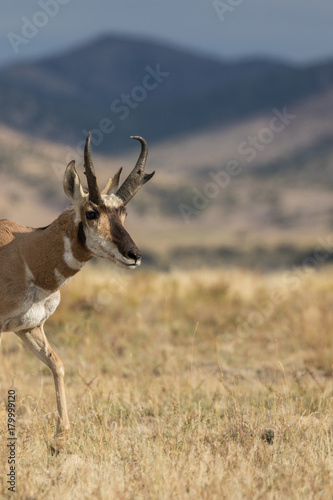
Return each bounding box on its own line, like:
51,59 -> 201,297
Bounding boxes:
128,250 -> 141,263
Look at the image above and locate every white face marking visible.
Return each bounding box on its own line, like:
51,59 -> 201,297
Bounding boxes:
84,228 -> 118,260
102,194 -> 123,208
84,227 -> 140,268
63,235 -> 86,271
81,195 -> 139,268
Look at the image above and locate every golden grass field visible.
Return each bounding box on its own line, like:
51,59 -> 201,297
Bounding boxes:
1,263 -> 333,499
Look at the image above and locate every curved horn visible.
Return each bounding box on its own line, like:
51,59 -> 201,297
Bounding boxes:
116,136 -> 155,205
84,132 -> 103,205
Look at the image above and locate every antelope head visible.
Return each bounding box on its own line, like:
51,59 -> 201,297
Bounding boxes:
63,133 -> 154,269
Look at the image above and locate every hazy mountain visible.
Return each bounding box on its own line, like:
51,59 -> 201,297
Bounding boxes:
1,35 -> 333,269
1,34 -> 333,153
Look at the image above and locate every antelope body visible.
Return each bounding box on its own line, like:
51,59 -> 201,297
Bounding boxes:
0,134 -> 154,446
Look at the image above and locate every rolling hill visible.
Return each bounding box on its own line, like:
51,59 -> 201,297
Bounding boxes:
1,34 -> 333,269
1,34 -> 333,153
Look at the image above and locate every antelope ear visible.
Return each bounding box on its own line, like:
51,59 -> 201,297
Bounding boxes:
101,168 -> 123,195
63,161 -> 88,206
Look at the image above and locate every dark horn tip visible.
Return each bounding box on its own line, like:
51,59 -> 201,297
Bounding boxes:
84,132 -> 91,152
130,135 -> 147,144
144,171 -> 155,183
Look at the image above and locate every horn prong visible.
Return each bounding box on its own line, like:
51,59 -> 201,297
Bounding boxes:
116,136 -> 154,205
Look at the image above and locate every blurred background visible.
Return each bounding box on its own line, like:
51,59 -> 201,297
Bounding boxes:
1,0 -> 333,270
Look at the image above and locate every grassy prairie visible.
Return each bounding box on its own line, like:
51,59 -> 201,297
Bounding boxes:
1,264 -> 333,499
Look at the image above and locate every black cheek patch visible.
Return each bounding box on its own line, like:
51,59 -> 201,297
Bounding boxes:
78,221 -> 87,248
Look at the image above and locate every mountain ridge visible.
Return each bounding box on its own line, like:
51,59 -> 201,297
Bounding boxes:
1,33 -> 333,152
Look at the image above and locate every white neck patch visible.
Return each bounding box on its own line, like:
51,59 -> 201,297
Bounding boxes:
54,268 -> 72,288
63,235 -> 86,271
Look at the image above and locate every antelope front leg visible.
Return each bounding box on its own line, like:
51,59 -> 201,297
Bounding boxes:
16,324 -> 70,448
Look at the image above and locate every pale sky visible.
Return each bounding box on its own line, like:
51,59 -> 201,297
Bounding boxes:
0,0 -> 333,67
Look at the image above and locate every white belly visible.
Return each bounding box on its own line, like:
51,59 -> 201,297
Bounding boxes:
1,286 -> 61,333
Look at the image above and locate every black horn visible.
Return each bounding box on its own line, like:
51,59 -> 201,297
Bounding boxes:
84,132 -> 103,205
116,136 -> 155,205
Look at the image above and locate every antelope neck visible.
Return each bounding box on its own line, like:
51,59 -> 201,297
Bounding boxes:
21,208 -> 92,292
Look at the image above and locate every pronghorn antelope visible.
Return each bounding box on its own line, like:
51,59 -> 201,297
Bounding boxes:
0,133 -> 154,447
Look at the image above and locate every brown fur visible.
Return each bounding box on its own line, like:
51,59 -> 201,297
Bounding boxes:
0,220 -> 34,317
0,209 -> 92,321
21,208 -> 92,291
1,135 -> 152,449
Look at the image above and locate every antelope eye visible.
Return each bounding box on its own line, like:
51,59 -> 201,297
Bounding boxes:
85,210 -> 98,220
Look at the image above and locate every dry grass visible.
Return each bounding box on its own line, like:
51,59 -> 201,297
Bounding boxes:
1,264 -> 333,499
